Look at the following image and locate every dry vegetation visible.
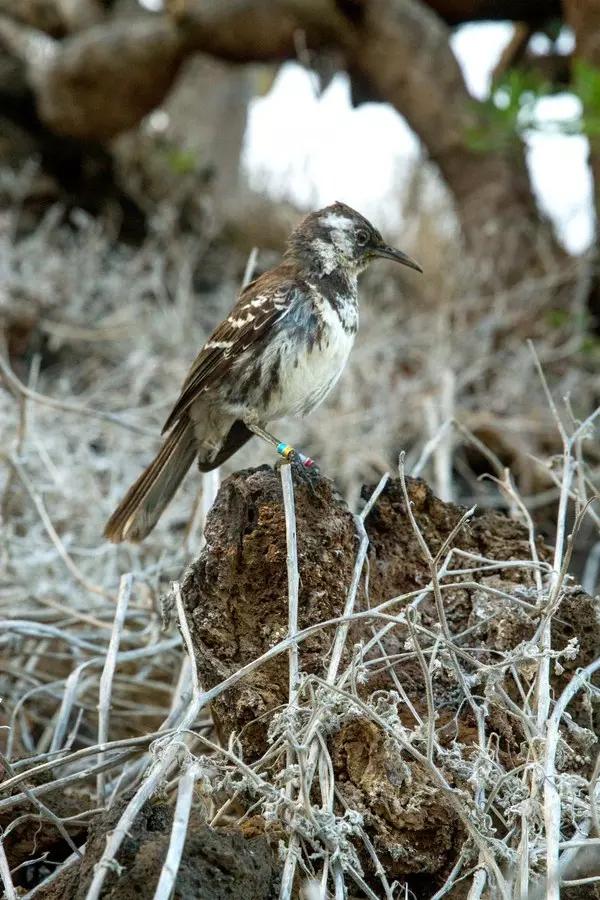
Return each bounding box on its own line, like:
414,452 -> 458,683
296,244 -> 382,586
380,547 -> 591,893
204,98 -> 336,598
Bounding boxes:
1,169 -> 600,898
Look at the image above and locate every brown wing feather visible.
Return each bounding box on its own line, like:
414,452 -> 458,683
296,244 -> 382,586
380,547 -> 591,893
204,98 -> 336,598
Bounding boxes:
161,265 -> 298,435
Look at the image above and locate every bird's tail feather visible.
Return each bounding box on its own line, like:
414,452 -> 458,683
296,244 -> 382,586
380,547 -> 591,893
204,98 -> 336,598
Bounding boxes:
104,418 -> 196,543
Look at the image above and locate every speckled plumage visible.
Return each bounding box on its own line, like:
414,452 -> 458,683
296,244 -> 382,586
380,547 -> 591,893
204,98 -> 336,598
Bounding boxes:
104,202 -> 421,542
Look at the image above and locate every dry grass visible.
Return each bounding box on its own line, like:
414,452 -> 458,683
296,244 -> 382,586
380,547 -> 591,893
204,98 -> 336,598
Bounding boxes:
0,186 -> 599,898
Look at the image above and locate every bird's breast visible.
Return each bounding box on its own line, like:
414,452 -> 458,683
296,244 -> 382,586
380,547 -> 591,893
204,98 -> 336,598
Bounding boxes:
260,293 -> 358,419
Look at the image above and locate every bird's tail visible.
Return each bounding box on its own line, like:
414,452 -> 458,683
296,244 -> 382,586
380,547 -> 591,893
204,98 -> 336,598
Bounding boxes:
104,418 -> 196,543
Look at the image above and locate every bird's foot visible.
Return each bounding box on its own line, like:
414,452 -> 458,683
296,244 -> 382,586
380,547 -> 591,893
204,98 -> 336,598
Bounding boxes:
276,442 -> 317,470
289,452 -> 321,494
276,443 -> 320,492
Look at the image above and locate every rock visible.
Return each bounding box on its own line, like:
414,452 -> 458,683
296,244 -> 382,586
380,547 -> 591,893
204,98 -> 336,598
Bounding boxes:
179,466 -> 600,895
181,465 -> 361,758
38,797 -> 278,900
180,466 -> 561,758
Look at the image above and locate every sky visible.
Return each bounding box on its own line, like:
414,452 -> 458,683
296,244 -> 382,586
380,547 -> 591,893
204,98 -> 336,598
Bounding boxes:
243,23 -> 593,255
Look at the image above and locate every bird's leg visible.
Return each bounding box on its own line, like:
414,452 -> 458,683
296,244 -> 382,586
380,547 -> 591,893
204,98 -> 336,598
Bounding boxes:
245,420 -> 317,471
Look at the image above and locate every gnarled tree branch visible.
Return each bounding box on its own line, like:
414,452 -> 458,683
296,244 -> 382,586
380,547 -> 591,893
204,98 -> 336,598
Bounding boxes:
1,0 -> 567,284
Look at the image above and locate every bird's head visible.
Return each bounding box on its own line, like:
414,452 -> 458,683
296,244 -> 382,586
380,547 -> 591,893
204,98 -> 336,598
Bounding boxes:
286,201 -> 422,278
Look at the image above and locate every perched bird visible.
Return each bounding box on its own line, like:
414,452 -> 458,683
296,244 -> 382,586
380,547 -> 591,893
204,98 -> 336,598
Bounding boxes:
104,202 -> 421,543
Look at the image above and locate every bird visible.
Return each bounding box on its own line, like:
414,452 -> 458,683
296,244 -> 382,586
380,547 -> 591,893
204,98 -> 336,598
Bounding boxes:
104,201 -> 422,543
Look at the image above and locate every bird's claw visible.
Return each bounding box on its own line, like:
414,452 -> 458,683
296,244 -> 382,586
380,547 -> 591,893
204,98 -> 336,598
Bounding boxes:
276,441 -> 320,492
290,449 -> 319,472
289,451 -> 320,494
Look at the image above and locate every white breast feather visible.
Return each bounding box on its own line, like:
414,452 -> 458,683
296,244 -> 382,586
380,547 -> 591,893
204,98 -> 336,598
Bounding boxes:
262,299 -> 356,420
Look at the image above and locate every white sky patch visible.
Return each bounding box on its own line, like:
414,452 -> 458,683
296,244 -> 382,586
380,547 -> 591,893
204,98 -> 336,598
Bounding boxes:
526,95 -> 594,253
243,64 -> 419,228
450,22 -> 514,99
449,23 -> 593,253
243,25 -> 593,254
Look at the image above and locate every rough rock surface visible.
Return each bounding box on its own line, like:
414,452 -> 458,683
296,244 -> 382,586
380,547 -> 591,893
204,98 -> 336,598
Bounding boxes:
331,718 -> 463,877
181,466 -> 590,760
38,798 -> 278,900
0,778 -> 87,893
181,465 -> 361,753
179,466 -> 600,894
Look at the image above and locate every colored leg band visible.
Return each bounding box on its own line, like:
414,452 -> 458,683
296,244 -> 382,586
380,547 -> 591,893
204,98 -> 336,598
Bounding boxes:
276,443 -> 315,469
277,442 -> 294,460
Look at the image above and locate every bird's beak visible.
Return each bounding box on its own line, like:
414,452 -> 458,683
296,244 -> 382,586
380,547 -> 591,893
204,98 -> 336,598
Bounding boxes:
373,243 -> 423,273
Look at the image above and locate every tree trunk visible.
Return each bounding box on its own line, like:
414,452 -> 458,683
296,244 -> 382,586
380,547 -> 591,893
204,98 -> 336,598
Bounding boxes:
176,0 -> 563,284
0,0 -> 571,285
563,0 -> 600,331
346,0 -> 560,286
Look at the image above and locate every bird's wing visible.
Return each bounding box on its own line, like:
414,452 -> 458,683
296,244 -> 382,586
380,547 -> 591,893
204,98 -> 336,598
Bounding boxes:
161,277 -> 296,434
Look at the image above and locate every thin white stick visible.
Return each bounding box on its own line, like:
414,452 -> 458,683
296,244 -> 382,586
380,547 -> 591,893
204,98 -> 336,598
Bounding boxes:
97,573 -> 133,804
430,849 -> 468,899
153,761 -> 199,900
22,845 -> 86,899
280,463 -> 300,898
186,469 -> 221,554
582,540 -> 600,595
201,469 -> 220,543
326,474 -> 388,687
0,838 -> 17,900
281,463 -> 300,710
559,838 -> 600,849
436,367 -> 455,503
84,584 -> 200,900
410,419 -> 452,479
242,246 -> 259,288
303,475 -> 389,799
518,810 -> 529,900
544,656 -> 600,899
280,833 -> 300,900
561,874 -> 600,887
467,868 -> 487,900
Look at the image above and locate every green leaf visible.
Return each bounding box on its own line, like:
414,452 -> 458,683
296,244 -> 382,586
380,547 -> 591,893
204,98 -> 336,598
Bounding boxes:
545,309 -> 570,328
164,148 -> 198,176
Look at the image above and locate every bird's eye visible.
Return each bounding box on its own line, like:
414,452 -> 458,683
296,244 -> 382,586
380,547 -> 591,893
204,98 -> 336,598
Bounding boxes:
356,228 -> 369,246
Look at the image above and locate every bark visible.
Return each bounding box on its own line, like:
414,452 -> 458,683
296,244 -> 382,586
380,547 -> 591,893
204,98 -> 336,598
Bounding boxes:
0,0 -> 564,35
346,0 -> 558,283
0,38 -> 148,238
425,0 -> 561,25
162,55 -> 253,200
562,0 -> 600,203
0,15 -> 253,236
35,17 -> 185,140
0,0 -> 105,35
